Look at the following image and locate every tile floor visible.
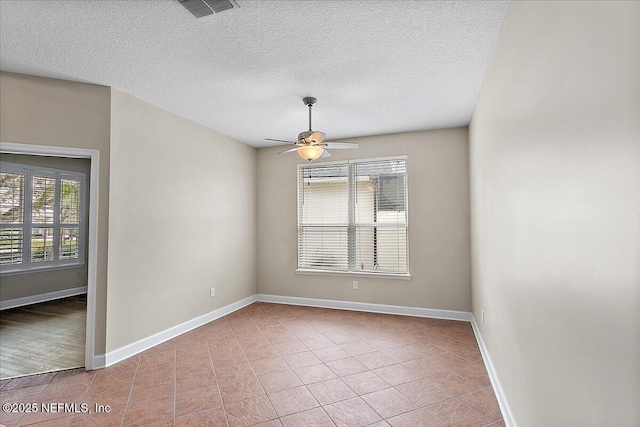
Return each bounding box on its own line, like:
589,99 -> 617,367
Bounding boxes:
0,302 -> 505,427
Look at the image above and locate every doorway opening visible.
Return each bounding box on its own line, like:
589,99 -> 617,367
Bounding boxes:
0,142 -> 100,379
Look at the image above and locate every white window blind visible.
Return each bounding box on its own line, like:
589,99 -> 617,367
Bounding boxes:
0,162 -> 86,275
352,158 -> 408,274
298,157 -> 408,275
298,163 -> 349,271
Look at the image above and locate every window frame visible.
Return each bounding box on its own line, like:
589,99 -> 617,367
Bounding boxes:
296,156 -> 410,279
0,161 -> 86,276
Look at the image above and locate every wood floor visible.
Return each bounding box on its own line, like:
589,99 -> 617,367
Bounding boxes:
0,295 -> 86,379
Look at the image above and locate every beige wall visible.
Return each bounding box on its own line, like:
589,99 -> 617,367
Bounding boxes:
0,74 -> 258,357
257,128 -> 471,311
0,72 -> 111,356
107,90 -> 257,351
0,154 -> 90,301
470,1 -> 640,425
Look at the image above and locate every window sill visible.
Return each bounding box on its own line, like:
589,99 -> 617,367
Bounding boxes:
296,269 -> 412,280
0,263 -> 85,277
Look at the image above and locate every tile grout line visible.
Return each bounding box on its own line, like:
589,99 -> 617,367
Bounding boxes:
261,304 -> 494,426
203,319 -> 231,427
228,310 -> 278,426
72,369 -> 97,427
260,303 -> 337,427
247,307 -> 286,425
119,354 -> 140,427
262,304 -> 382,426
173,340 -> 177,427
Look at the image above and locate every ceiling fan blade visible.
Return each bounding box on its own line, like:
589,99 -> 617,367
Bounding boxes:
276,147 -> 298,155
308,131 -> 326,143
265,138 -> 298,144
321,149 -> 332,158
323,142 -> 358,149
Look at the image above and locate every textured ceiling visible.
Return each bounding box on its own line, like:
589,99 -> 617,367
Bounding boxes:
0,0 -> 508,148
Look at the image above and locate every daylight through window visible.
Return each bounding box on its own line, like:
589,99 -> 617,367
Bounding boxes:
298,157 -> 408,275
0,162 -> 86,274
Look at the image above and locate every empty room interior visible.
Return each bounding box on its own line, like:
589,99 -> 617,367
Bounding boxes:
0,1 -> 638,426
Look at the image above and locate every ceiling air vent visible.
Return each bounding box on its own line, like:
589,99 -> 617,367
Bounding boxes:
178,0 -> 238,18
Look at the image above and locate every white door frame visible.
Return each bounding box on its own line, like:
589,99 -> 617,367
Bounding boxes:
0,142 -> 101,369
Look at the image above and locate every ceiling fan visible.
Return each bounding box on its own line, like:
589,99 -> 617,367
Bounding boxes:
266,97 -> 358,161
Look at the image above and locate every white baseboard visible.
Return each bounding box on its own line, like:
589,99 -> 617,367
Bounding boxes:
91,354 -> 106,370
103,295 -> 257,367
471,316 -> 517,427
255,294 -> 473,322
0,286 -> 88,310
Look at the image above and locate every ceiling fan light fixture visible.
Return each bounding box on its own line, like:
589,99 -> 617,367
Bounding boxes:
267,96 -> 358,160
297,145 -> 324,162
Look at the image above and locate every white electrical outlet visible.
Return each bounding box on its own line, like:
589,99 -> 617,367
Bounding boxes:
210,288 -> 215,297
353,281 -> 358,290
482,310 -> 485,324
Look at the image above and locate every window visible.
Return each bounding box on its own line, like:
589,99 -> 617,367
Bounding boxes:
0,162 -> 86,274
297,157 -> 408,276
